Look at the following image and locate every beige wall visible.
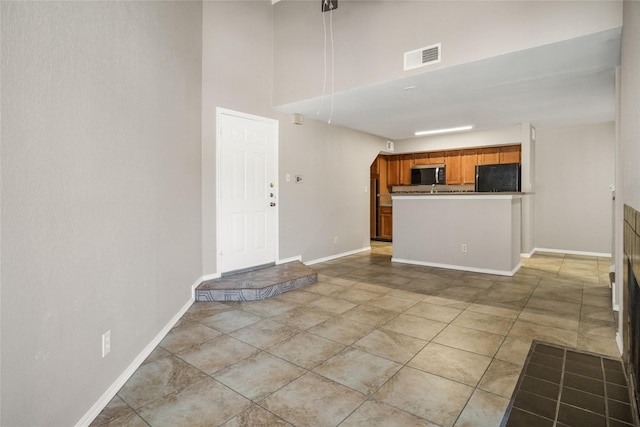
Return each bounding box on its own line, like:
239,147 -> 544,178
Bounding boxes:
535,122 -> 615,254
395,121 -> 617,256
394,124 -> 537,255
278,117 -> 386,263
201,1 -> 275,275
201,2 -> 386,275
394,125 -> 523,153
618,1 -> 640,347
0,1 -> 632,425
622,1 -> 640,210
273,0 -> 622,106
0,3 -> 384,424
393,196 -> 522,275
0,3 -> 203,425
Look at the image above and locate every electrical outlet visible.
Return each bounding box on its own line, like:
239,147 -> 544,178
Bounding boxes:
102,330 -> 111,357
461,244 -> 468,253
295,175 -> 303,184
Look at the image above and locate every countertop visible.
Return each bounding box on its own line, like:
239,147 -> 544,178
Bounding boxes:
378,192 -> 529,205
391,192 -> 526,200
391,191 -> 526,195
382,192 -> 527,196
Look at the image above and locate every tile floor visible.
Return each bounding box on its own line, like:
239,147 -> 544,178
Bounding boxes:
504,341 -> 634,426
91,242 -> 620,427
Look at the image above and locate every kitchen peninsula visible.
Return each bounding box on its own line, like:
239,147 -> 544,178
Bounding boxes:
370,144 -> 522,241
391,192 -> 522,276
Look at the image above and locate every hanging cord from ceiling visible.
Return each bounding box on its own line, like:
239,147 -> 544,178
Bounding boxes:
317,0 -> 335,125
317,8 -> 327,119
328,6 -> 334,124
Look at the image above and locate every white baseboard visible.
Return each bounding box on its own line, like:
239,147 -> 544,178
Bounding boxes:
533,247 -> 611,258
201,257 -> 302,278
391,257 -> 521,277
306,246 -> 371,265
201,272 -> 221,282
75,280 -> 198,427
277,255 -> 302,265
520,248 -> 535,258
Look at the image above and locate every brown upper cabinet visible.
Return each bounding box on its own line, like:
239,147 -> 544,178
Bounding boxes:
478,147 -> 500,165
478,145 -> 520,165
370,156 -> 380,177
446,149 -> 479,185
372,144 -> 520,188
386,155 -> 401,186
379,156 -> 389,193
428,151 -> 445,165
500,145 -> 521,164
399,154 -> 413,185
386,154 -> 414,185
412,151 -> 445,165
372,155 -> 389,194
461,149 -> 479,185
445,150 -> 462,185
412,152 -> 429,165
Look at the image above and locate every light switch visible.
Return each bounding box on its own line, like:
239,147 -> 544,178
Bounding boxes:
285,174 -> 291,182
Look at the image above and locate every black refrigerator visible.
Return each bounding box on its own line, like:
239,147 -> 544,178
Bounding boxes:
475,163 -> 521,192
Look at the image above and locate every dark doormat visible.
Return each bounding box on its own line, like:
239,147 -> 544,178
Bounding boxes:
500,340 -> 638,427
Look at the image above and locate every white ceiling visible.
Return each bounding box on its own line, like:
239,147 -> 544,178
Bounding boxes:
276,28 -> 621,141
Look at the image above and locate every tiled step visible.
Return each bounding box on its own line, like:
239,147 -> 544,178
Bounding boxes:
195,261 -> 317,302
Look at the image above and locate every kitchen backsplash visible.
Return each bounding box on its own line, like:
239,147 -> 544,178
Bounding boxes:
392,184 -> 475,193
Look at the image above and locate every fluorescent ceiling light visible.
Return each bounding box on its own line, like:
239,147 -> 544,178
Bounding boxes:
414,125 -> 473,136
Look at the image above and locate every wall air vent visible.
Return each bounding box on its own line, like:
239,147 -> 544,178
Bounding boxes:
404,43 -> 441,71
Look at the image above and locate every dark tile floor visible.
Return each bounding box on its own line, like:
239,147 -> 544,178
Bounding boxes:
503,341 -> 636,427
91,242 -> 620,427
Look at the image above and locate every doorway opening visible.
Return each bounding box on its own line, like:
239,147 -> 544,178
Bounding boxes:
370,154 -> 393,243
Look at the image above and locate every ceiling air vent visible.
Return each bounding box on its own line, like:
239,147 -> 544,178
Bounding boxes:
404,43 -> 441,71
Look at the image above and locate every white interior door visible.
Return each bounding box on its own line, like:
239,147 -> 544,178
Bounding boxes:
218,110 -> 278,273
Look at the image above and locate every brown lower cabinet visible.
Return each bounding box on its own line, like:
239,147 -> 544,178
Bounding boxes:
371,144 -> 520,239
378,206 -> 393,240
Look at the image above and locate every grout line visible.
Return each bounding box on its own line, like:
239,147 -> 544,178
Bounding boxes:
602,356 -> 612,427
554,348 -> 567,424
96,244 -> 619,427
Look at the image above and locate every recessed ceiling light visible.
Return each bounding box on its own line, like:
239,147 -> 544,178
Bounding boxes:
403,85 -> 417,91
414,125 -> 473,136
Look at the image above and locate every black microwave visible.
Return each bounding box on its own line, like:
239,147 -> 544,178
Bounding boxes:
411,165 -> 446,185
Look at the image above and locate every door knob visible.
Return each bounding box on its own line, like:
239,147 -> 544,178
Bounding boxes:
270,202 -> 276,207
